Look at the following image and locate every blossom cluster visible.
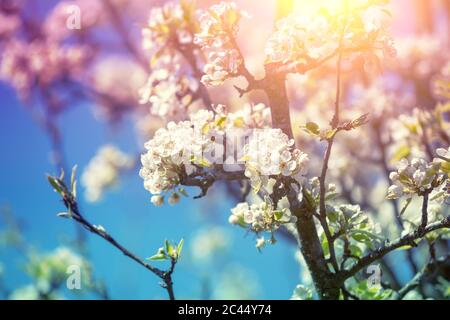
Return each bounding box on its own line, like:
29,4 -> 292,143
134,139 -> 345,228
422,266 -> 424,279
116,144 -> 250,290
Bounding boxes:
140,2 -> 203,119
351,80 -> 416,119
140,106 -> 272,206
81,145 -> 134,202
140,114 -> 212,199
142,1 -> 195,52
140,105 -> 309,207
0,40 -> 89,97
19,246 -> 92,299
190,226 -> 231,261
243,129 -> 309,192
139,61 -> 199,120
194,2 -> 246,86
391,35 -> 448,79
386,106 -> 448,162
43,0 -> 104,41
265,14 -> 338,64
139,106 -> 310,207
321,203 -> 384,260
387,157 -> 443,200
265,0 -> 395,67
228,200 -> 297,249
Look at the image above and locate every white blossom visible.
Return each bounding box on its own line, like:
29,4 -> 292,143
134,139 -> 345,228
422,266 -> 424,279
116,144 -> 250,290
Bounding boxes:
387,158 -> 443,200
255,236 -> 266,249
139,60 -> 198,120
265,14 -> 338,64
190,227 -> 231,261
243,128 -> 309,192
22,246 -> 91,297
142,2 -> 194,51
229,199 -> 296,248
81,145 -> 134,202
392,35 -> 448,78
194,2 -> 246,86
140,106 -> 271,205
264,1 -> 394,66
150,195 -> 164,206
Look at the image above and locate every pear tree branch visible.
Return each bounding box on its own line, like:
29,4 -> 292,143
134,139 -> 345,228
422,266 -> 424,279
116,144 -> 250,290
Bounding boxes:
47,172 -> 179,300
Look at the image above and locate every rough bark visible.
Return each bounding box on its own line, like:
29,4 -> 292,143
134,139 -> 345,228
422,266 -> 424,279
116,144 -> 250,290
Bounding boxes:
265,75 -> 340,299
293,206 -> 340,299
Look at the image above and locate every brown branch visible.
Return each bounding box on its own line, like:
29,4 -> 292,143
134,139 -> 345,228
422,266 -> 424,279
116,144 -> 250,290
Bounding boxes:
52,186 -> 177,300
337,217 -> 450,284
316,31 -> 346,274
177,43 -> 213,109
419,190 -> 431,231
179,167 -> 247,199
289,190 -> 339,299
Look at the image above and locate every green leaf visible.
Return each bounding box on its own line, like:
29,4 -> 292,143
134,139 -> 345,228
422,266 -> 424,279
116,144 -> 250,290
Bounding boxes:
274,210 -> 284,220
302,188 -> 317,211
214,115 -> 228,129
350,230 -> 383,250
396,245 -> 414,251
177,238 -> 184,257
71,165 -> 77,190
147,253 -> 168,261
147,247 -> 168,261
47,176 -> 64,195
164,240 -> 171,254
390,145 -> 410,164
327,206 -> 339,223
350,231 -> 373,247
441,161 -> 450,174
349,244 -> 362,258
320,232 -> 330,257
178,188 -> 189,197
305,122 -> 320,135
321,128 -> 338,140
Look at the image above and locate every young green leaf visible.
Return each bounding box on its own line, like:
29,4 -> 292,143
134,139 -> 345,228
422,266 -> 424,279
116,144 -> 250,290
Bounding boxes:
71,165 -> 77,191
47,176 -> 63,195
177,238 -> 184,258
304,122 -> 320,135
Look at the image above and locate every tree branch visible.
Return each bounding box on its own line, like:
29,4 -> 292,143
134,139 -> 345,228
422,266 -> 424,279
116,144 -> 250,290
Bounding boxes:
337,217 -> 450,284
420,190 -> 430,231
316,30 -> 346,274
49,179 -> 177,300
179,167 -> 247,199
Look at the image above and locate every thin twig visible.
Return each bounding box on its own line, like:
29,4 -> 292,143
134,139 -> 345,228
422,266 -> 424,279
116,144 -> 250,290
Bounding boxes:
337,217 -> 450,283
317,28 -> 346,274
57,191 -> 177,300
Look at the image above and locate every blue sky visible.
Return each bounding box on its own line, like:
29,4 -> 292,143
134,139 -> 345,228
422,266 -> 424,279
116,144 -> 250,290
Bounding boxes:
0,83 -> 300,299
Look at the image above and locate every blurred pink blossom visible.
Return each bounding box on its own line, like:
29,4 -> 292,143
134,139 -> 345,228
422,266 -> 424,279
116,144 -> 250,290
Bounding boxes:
0,39 -> 91,97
